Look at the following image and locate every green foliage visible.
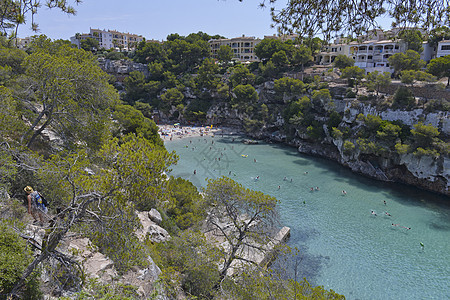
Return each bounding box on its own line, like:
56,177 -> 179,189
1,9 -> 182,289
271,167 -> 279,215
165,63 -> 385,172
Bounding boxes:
377,123 -> 402,144
160,88 -> 184,113
229,64 -> 255,88
410,122 -> 440,148
22,44 -> 120,150
399,29 -> 424,53
259,60 -> 278,78
388,50 -> 426,73
392,86 -> 415,108
365,71 -> 391,94
395,142 -> 410,155
284,96 -> 311,123
400,70 -> 416,85
327,111 -> 342,130
166,177 -> 204,230
123,70 -> 148,104
231,84 -> 258,113
196,58 -> 220,90
69,278 -> 139,300
331,127 -> 343,139
221,267 -> 345,300
217,45 -> 233,63
413,147 -> 440,158
291,44 -> 313,68
426,55 -> 450,86
341,66 -> 365,91
149,230 -> 221,299
311,88 -> 333,111
343,140 -> 355,155
274,77 -> 305,95
272,50 -> 289,67
333,54 -> 355,69
105,51 -> 125,60
0,222 -> 41,299
112,104 -> 163,147
80,37 -> 99,52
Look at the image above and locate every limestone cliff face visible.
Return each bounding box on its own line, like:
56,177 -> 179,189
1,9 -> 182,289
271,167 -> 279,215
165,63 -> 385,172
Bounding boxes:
203,88 -> 449,196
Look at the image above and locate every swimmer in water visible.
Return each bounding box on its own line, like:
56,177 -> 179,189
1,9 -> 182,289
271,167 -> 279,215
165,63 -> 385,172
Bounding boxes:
283,177 -> 287,181
342,190 -> 347,195
278,185 -> 281,190
392,223 -> 399,227
315,186 -> 319,191
371,210 -> 377,216
384,212 -> 392,216
310,187 -> 314,192
304,172 -> 308,175
383,200 -> 387,205
193,170 -> 196,175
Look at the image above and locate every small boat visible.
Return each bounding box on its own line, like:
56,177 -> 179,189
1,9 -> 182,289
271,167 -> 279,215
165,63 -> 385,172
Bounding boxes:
242,139 -> 258,145
241,154 -> 248,158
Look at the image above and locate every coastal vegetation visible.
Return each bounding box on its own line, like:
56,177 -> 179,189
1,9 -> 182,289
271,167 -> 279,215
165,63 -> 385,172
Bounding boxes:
0,2 -> 449,299
0,35 -> 346,299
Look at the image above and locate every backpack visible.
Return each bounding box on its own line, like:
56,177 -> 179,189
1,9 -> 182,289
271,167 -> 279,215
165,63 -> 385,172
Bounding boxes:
32,191 -> 48,208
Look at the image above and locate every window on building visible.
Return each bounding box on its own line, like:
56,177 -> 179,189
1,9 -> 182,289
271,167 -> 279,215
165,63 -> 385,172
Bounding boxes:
441,45 -> 450,50
368,56 -> 373,59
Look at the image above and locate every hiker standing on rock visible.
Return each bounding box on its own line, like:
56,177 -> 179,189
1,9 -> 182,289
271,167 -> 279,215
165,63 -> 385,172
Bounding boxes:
24,186 -> 47,225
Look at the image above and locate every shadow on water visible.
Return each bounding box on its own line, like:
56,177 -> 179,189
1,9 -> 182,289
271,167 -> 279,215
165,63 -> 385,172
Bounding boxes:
271,227 -> 328,284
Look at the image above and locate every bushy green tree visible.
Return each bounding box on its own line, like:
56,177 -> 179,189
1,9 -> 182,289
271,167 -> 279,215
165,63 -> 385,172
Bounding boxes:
341,66 -> 365,92
21,45 -> 119,150
333,54 -> 355,69
274,77 -> 305,95
217,45 -> 233,63
399,29 -> 424,53
80,37 -> 99,52
388,50 -> 426,74
0,223 -> 41,299
410,122 -> 440,148
112,104 -> 163,147
196,58 -> 220,90
203,177 -> 279,283
229,64 -> 255,88
392,86 -> 415,108
426,55 -> 450,86
160,88 -> 184,113
166,177 -> 204,230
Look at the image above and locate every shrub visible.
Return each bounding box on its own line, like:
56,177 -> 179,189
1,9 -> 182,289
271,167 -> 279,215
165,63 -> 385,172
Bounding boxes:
393,86 -> 415,108
343,140 -> 355,155
0,223 -> 41,299
395,143 -> 410,155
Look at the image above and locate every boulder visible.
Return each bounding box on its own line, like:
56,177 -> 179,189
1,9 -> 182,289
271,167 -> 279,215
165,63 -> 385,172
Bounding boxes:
136,211 -> 170,243
149,208 -> 163,225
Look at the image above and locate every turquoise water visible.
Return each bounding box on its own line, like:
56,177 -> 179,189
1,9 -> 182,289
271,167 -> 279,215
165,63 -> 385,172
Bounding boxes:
165,134 -> 450,300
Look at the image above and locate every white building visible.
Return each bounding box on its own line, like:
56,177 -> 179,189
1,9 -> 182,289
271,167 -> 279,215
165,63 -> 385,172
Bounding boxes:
70,28 -> 144,51
436,40 -> 450,58
353,40 -> 406,73
209,35 -> 261,62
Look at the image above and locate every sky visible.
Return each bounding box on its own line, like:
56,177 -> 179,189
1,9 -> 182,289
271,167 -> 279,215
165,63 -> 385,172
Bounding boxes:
17,0 -> 290,41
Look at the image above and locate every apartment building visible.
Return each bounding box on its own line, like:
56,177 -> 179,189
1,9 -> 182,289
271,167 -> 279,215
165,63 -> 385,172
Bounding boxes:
209,35 -> 261,62
436,40 -> 450,58
316,29 -> 436,73
70,28 -> 144,51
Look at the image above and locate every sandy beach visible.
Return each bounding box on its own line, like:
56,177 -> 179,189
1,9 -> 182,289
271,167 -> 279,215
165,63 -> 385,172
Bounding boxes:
158,124 -> 238,142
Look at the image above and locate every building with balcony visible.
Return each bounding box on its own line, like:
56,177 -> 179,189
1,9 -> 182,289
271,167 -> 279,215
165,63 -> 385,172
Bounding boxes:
352,40 -> 406,73
70,28 -> 144,51
209,35 -> 261,62
436,40 -> 450,58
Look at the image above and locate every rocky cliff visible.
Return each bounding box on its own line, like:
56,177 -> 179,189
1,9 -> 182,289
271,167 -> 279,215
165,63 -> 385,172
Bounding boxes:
200,84 -> 449,196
